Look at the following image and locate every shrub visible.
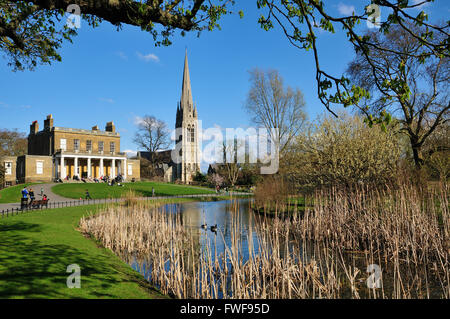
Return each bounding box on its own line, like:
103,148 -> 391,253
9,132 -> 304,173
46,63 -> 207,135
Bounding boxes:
284,112 -> 402,191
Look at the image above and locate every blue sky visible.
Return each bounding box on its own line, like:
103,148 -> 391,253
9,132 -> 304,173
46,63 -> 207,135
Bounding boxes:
0,0 -> 448,163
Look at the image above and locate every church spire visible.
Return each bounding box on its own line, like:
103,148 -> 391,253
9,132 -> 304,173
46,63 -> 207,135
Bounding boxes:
181,49 -> 194,111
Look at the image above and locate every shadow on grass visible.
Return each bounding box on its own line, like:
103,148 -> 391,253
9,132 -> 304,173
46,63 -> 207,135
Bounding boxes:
0,220 -> 163,299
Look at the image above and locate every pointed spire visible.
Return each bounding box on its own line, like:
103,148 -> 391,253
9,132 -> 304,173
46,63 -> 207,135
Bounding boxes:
181,49 -> 194,112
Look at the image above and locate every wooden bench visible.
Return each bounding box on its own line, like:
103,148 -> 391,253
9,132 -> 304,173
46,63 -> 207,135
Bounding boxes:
30,199 -> 49,209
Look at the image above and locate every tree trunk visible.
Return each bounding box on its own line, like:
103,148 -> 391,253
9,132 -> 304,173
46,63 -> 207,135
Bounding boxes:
411,143 -> 424,169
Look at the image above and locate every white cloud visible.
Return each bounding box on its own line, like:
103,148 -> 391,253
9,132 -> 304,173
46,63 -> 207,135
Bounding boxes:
123,150 -> 138,158
136,52 -> 160,63
116,51 -> 128,60
98,97 -> 115,104
133,116 -> 145,126
337,2 -> 356,16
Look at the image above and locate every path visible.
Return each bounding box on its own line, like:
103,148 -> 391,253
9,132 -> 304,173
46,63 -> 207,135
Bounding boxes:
0,183 -> 252,214
0,183 -> 68,211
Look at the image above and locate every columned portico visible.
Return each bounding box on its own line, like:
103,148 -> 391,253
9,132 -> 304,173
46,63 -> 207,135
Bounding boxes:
55,152 -> 126,180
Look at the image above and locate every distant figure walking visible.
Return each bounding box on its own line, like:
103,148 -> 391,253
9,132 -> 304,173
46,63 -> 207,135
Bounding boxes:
29,188 -> 35,204
85,189 -> 92,200
152,187 -> 155,197
21,187 -> 29,199
40,187 -> 44,197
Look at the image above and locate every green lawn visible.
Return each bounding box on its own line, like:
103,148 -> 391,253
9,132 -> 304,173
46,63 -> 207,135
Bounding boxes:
0,183 -> 41,204
52,181 -> 215,199
0,203 -> 172,299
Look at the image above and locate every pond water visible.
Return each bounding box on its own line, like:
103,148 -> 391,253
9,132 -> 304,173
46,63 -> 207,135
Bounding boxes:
127,198 -> 446,299
129,199 -> 262,278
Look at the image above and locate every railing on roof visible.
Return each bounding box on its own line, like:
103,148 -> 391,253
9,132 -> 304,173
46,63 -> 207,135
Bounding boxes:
53,127 -> 119,136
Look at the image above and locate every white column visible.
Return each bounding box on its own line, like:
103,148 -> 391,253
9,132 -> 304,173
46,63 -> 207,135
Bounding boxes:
123,159 -> 127,180
61,156 -> 66,179
100,158 -> 104,177
74,157 -> 79,177
111,159 -> 116,178
87,158 -> 91,178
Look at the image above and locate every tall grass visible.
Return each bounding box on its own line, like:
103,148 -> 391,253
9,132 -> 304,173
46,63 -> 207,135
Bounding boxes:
79,182 -> 449,299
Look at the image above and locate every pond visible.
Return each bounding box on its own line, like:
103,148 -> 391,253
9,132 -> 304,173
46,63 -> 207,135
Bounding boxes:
129,199 -> 263,286
123,198 -> 446,299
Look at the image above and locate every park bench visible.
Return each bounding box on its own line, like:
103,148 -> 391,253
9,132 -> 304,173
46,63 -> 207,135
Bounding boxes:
30,198 -> 49,209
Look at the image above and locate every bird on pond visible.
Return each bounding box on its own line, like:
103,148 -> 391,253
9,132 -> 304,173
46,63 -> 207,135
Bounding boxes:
210,224 -> 218,232
201,224 -> 207,230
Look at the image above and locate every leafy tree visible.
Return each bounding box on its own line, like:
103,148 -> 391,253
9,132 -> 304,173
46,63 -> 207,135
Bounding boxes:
0,0 -> 238,70
256,0 -> 449,125
347,24 -> 449,168
245,68 -> 307,155
285,112 -> 402,191
193,171 -> 207,183
0,128 -> 27,156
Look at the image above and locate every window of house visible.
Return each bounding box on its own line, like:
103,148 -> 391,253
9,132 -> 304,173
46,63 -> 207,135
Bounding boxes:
36,161 -> 43,174
60,138 -> 67,151
5,162 -> 12,175
74,139 -> 80,151
98,141 -> 104,152
127,164 -> 133,176
86,140 -> 92,151
110,142 -> 115,153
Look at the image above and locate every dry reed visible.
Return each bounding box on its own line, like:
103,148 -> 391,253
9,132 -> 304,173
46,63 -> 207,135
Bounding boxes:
79,182 -> 449,299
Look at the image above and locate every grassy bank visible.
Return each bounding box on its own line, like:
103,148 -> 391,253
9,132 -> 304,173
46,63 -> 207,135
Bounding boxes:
52,181 -> 215,199
0,200 -> 183,298
0,195 -> 235,299
0,183 -> 41,204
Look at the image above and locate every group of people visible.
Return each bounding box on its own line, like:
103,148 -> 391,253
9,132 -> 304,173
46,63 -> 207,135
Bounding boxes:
21,186 -> 47,204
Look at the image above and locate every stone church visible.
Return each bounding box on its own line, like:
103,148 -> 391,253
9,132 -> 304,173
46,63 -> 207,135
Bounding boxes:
138,51 -> 200,184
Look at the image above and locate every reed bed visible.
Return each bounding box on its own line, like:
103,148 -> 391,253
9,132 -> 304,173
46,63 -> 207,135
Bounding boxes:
79,182 -> 449,299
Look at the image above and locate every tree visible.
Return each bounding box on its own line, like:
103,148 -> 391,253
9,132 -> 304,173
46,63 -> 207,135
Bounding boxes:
422,122 -> 449,180
347,24 -> 449,168
0,0 -> 238,71
284,112 -> 402,191
245,68 -> 306,155
133,115 -> 170,159
208,173 -> 224,188
0,164 -> 5,187
256,1 -> 449,124
0,128 -> 27,156
221,137 -> 243,187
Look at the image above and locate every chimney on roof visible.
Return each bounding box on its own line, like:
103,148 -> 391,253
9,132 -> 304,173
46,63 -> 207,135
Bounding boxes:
30,120 -> 39,135
92,125 -> 99,131
105,121 -> 115,133
44,114 -> 54,131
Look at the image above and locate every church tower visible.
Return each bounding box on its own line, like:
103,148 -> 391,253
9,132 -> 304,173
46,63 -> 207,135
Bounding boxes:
175,50 -> 200,183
